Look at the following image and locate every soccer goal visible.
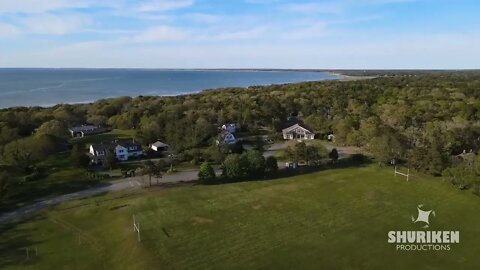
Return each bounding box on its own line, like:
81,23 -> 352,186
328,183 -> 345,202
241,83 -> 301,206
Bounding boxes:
394,166 -> 410,181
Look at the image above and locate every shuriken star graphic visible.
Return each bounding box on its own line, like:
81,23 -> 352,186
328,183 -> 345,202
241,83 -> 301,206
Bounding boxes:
411,204 -> 436,228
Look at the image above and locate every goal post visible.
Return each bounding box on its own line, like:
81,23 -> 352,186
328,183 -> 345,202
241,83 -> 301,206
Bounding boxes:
394,166 -> 410,181
133,215 -> 141,242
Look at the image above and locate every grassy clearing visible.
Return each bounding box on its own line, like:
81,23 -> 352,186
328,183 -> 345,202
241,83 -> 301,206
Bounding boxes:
1,166 -> 479,269
71,129 -> 137,146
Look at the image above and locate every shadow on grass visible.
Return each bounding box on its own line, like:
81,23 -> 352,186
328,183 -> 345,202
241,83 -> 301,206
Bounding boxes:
162,227 -> 171,238
0,216 -> 45,268
0,179 -> 105,214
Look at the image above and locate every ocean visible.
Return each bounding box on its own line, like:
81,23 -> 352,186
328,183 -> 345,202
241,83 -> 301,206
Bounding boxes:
0,69 -> 338,108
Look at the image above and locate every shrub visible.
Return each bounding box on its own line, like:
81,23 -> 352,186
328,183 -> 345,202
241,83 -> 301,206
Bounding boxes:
198,162 -> 216,184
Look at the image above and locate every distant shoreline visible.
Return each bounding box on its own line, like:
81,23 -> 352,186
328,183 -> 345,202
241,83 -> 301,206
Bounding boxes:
0,69 -> 378,109
327,72 -> 377,81
0,69 -> 345,109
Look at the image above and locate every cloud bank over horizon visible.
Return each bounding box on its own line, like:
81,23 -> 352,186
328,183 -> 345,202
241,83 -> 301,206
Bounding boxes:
0,0 -> 479,69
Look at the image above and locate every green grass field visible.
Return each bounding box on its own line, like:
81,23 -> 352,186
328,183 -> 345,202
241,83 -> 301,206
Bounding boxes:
71,129 -> 137,146
1,166 -> 479,269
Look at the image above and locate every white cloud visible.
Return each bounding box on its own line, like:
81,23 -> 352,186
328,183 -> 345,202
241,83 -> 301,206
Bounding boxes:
0,23 -> 19,37
132,26 -> 189,42
136,0 -> 194,13
6,32 -> 477,69
245,0 -> 281,4
186,13 -> 223,24
131,24 -> 268,43
282,3 -> 343,14
21,14 -> 91,35
210,27 -> 268,41
280,21 -> 329,39
0,0 -> 90,13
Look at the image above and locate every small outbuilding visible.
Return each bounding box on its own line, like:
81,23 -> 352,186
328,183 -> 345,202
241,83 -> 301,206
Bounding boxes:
150,141 -> 169,152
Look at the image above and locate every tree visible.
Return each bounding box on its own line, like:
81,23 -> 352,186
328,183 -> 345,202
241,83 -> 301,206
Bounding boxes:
265,156 -> 278,176
252,136 -> 267,153
369,134 -> 404,165
36,120 -> 68,139
244,150 -> 265,177
334,117 -> 356,143
427,139 -> 451,176
0,171 -> 13,200
71,144 -> 90,170
104,150 -> 117,171
198,162 -> 216,184
2,138 -> 37,172
153,160 -> 165,184
223,154 -> 248,180
305,115 -> 329,135
329,148 -> 339,163
140,160 -> 164,186
206,144 -> 227,164
140,160 -> 155,186
407,147 -> 428,171
0,123 -> 18,148
286,142 -> 326,165
305,144 -> 326,165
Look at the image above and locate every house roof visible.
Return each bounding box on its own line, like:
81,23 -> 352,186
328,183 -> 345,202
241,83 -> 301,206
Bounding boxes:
91,139 -> 142,154
219,131 -> 235,139
282,123 -> 313,134
90,143 -> 115,153
69,125 -> 101,133
117,140 -> 142,152
152,141 -> 169,148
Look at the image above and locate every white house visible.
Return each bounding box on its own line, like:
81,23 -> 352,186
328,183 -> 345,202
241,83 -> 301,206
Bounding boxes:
150,141 -> 169,152
89,140 -> 144,164
89,143 -> 112,164
282,123 -> 315,140
115,141 -> 144,161
327,134 -> 336,142
216,131 -> 237,145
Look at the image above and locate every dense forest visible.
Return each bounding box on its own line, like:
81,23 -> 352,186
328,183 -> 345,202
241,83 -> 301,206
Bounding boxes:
1,72 -> 480,193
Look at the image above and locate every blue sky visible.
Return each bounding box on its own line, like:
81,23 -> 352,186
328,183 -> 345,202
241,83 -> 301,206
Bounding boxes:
0,0 -> 479,68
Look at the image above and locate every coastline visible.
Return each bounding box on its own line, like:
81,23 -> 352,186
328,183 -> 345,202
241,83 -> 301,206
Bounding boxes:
0,70 -> 374,109
325,71 -> 377,81
0,68 -> 344,110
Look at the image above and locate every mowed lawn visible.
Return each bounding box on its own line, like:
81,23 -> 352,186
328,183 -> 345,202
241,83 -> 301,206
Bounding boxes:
1,166 -> 480,270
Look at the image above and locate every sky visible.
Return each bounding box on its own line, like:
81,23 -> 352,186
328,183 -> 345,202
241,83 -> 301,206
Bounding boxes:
0,0 -> 479,69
